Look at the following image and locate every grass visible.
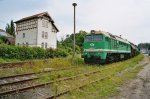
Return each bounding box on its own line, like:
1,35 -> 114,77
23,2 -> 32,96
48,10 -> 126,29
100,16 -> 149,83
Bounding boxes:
0,54 -> 144,99
0,57 -> 77,77
49,54 -> 144,99
0,58 -> 20,63
37,66 -> 101,83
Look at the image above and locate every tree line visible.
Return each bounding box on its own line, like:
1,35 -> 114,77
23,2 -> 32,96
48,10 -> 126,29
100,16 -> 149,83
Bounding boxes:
5,20 -> 15,36
138,43 -> 150,50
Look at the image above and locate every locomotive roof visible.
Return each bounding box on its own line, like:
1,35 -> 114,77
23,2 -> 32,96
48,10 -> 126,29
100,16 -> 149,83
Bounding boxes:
129,42 -> 139,50
88,30 -> 130,44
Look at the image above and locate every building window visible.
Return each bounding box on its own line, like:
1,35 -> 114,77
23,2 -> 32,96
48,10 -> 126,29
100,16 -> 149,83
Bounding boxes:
52,28 -> 55,32
45,32 -> 48,39
46,21 -> 48,28
17,43 -> 19,45
41,42 -> 44,48
26,42 -> 29,46
45,43 -> 47,48
42,31 -> 48,39
23,33 -> 25,38
42,31 -> 44,38
42,20 -> 48,28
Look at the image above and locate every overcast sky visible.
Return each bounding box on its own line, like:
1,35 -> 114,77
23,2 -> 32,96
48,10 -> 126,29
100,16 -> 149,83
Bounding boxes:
0,0 -> 150,44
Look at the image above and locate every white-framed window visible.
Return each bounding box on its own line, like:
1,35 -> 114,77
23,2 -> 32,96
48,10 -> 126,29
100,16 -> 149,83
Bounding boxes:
45,43 -> 48,48
42,31 -> 48,39
41,42 -> 44,48
23,33 -> 25,38
26,42 -> 29,46
42,31 -> 44,38
45,32 -> 48,39
52,28 -> 55,32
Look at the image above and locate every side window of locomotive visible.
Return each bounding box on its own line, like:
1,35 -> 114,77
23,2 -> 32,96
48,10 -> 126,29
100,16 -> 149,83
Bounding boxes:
93,35 -> 102,41
106,37 -> 109,41
85,35 -> 92,41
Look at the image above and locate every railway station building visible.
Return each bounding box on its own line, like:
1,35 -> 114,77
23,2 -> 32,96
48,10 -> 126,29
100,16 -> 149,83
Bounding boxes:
15,12 -> 59,49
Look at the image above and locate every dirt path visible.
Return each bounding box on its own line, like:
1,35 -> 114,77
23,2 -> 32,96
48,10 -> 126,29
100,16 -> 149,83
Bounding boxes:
110,55 -> 150,99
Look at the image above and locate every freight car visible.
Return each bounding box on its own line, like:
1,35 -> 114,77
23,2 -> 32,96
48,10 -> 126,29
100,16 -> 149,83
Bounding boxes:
82,30 -> 139,64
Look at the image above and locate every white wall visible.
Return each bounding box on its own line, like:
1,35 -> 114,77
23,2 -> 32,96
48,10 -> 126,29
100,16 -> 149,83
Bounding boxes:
15,28 -> 38,47
15,17 -> 57,49
37,18 -> 57,49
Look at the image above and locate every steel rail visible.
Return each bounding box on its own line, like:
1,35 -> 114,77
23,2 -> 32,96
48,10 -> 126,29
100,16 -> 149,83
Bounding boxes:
0,69 -> 102,96
0,77 -> 38,87
45,75 -> 113,99
0,67 -> 74,80
0,67 -> 75,89
0,61 -> 32,69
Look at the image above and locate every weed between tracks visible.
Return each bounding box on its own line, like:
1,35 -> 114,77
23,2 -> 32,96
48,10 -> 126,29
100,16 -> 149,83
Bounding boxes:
0,54 -> 144,99
0,58 -> 20,63
52,54 -> 144,99
0,57 -> 80,77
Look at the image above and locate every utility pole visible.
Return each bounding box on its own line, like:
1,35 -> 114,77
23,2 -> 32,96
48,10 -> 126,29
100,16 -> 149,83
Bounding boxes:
72,3 -> 77,59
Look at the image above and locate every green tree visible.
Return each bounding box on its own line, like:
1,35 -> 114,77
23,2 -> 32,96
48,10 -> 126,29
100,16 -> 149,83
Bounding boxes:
58,30 -> 86,54
5,20 -> 15,36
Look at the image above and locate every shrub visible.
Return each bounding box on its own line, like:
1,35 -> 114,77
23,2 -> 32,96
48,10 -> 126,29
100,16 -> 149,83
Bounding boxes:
0,36 -> 7,44
0,44 -> 69,60
46,48 -> 56,58
32,47 -> 46,59
55,48 -> 69,57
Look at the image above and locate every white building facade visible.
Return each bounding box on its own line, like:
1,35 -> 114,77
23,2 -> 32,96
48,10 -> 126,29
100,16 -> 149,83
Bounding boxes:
15,12 -> 59,49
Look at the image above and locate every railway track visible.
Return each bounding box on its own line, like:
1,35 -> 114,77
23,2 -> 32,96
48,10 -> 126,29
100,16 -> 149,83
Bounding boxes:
0,67 -> 75,87
0,63 -> 138,99
0,59 -> 50,69
0,74 -> 38,87
0,67 -> 77,97
46,74 -> 113,99
0,69 -> 102,97
0,61 -> 32,69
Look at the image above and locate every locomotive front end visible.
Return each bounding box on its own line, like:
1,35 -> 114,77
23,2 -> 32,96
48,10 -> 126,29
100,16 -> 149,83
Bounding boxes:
82,30 -> 107,63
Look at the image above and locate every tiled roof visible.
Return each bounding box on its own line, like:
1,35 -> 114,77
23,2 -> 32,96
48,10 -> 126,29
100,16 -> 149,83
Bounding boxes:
15,12 -> 59,32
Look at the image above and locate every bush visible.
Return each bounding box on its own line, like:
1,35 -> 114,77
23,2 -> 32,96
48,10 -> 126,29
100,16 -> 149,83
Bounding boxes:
56,48 -> 69,57
46,48 -> 56,58
0,36 -> 7,44
0,44 -> 69,60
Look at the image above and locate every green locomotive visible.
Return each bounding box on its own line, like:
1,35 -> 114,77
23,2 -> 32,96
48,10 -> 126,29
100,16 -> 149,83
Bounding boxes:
82,30 -> 137,64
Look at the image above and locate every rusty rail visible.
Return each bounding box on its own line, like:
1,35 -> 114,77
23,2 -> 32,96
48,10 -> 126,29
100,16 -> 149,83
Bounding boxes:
0,69 -> 101,96
0,61 -> 32,69
0,67 -> 75,88
46,75 -> 113,99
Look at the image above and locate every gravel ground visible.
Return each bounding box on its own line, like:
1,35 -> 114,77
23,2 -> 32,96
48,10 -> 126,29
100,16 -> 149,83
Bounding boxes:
110,55 -> 150,99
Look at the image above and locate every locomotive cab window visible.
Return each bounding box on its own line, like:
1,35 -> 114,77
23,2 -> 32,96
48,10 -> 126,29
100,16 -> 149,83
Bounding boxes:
85,35 -> 92,41
93,34 -> 102,41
